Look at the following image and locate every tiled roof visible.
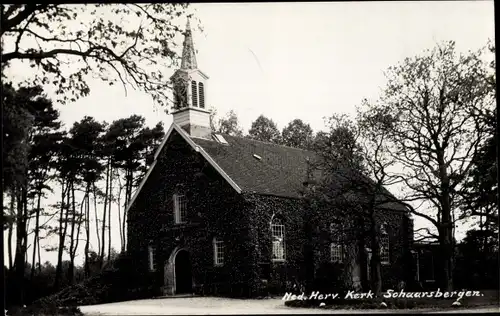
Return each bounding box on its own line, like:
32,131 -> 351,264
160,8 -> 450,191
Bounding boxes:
192,134 -> 408,213
192,134 -> 316,198
127,122 -> 407,214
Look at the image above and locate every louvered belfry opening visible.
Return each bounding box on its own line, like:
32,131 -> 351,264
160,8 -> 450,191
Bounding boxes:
191,80 -> 198,107
198,82 -> 205,108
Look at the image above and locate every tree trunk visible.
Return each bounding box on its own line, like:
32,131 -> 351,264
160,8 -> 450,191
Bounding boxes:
123,169 -> 132,252
55,181 -> 70,291
117,180 -> 124,253
72,188 -> 85,282
369,207 -> 382,297
100,160 -> 110,267
8,219 -> 14,270
8,188 -> 15,270
108,165 -> 113,261
438,153 -> 454,292
37,234 -> 42,274
30,190 -> 42,281
356,215 -> 369,292
84,184 -> 91,278
13,183 -> 28,306
92,182 -> 101,259
55,181 -> 65,291
68,181 -> 77,285
439,226 -> 454,291
21,186 -> 29,267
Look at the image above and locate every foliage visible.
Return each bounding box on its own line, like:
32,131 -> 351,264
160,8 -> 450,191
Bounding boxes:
460,108 -> 498,230
5,260 -> 89,309
1,4 -> 191,107
2,83 -> 65,305
454,229 -> 498,290
100,115 -> 165,252
359,40 -> 495,291
3,83 -> 166,305
310,131 -> 329,151
248,114 -> 281,144
305,113 -> 413,295
2,83 -> 35,191
34,252 -> 152,307
281,119 -> 313,149
214,110 -> 244,136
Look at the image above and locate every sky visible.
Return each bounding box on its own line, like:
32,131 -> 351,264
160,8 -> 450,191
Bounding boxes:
3,1 -> 495,266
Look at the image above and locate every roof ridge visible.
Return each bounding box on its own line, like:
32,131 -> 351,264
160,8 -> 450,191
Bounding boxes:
220,134 -> 316,154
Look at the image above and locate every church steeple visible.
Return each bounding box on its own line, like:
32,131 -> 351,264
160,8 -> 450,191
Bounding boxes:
181,19 -> 197,70
170,18 -> 211,139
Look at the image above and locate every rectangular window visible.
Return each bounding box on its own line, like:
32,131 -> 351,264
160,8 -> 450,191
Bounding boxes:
148,245 -> 156,272
173,194 -> 187,224
380,224 -> 390,265
330,243 -> 344,263
213,238 -> 224,266
271,222 -> 285,261
380,235 -> 390,264
330,220 -> 344,263
366,247 -> 372,280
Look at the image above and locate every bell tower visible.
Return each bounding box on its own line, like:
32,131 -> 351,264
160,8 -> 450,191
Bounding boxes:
170,19 -> 211,139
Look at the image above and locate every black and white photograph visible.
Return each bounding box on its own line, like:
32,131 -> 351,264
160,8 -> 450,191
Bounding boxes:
1,1 -> 498,315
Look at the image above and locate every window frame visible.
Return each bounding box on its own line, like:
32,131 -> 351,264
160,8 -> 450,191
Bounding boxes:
330,242 -> 344,263
330,218 -> 345,263
366,247 -> 372,280
213,237 -> 225,267
173,193 -> 188,224
271,217 -> 286,262
380,223 -> 390,265
148,244 -> 156,272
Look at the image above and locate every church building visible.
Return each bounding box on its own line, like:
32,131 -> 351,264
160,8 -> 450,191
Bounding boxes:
126,21 -> 414,297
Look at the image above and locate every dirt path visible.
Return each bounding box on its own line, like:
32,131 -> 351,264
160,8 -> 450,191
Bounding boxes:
79,297 -> 499,315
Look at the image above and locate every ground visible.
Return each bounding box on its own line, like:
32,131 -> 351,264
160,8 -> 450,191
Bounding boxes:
79,296 -> 499,315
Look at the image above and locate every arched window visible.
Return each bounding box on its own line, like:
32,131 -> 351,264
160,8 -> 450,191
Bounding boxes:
213,237 -> 224,266
380,223 -> 390,264
271,217 -> 285,261
198,82 -> 205,108
191,80 -> 198,107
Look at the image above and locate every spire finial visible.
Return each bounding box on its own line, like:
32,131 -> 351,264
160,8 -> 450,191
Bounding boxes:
181,17 -> 197,69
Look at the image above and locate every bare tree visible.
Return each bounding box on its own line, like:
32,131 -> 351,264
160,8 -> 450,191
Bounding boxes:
361,41 -> 495,290
308,113 -> 413,296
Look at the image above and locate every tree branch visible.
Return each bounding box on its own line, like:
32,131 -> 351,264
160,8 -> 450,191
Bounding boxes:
1,4 -> 48,36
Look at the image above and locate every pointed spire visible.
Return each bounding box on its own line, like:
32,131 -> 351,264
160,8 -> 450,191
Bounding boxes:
181,18 -> 197,70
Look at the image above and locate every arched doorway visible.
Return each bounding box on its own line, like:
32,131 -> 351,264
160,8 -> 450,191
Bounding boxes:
174,249 -> 192,294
